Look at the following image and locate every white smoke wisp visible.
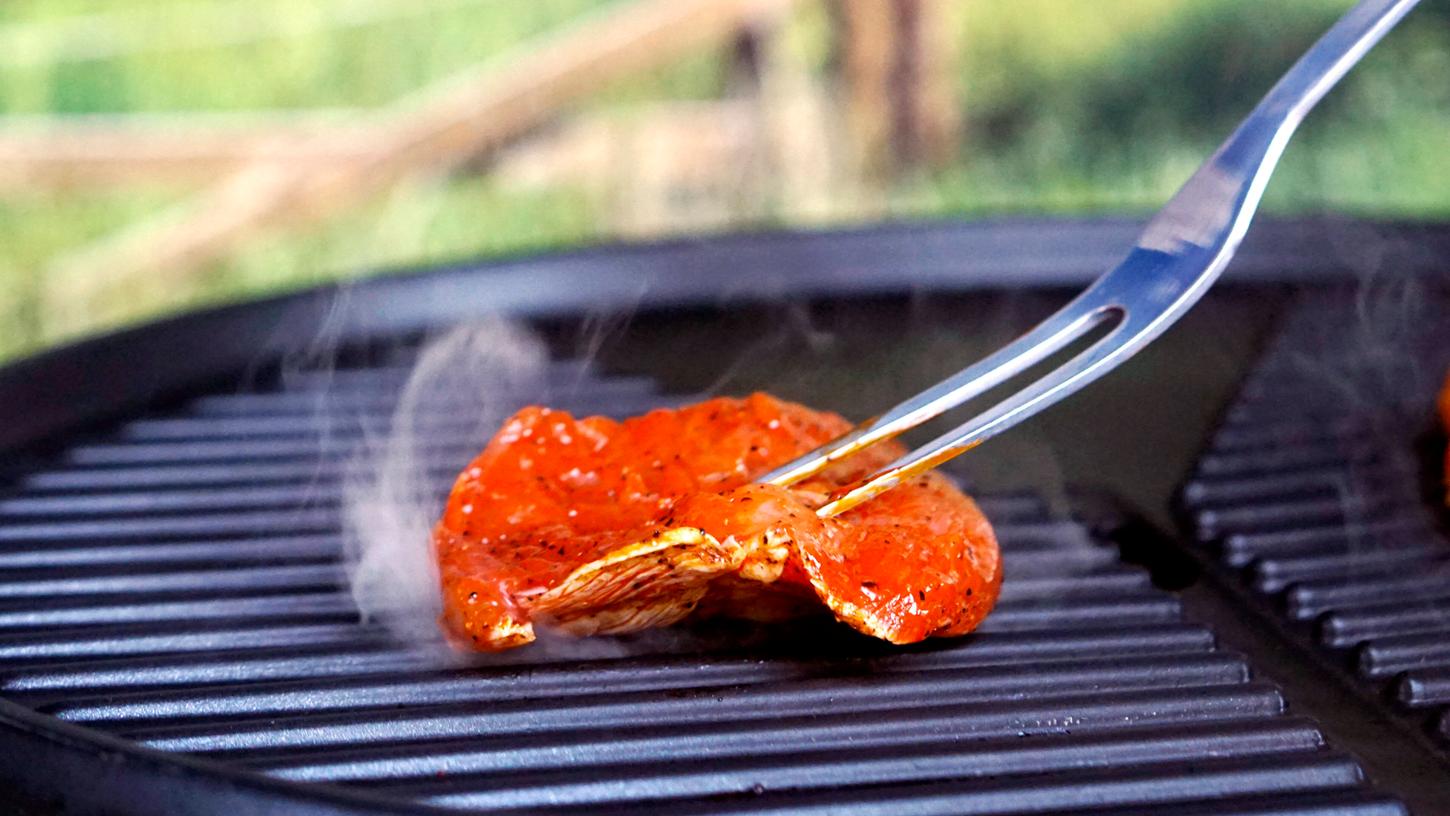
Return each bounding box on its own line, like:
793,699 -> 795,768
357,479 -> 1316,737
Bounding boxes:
341,319 -> 551,650
1269,229 -> 1440,586
1284,224 -> 1433,411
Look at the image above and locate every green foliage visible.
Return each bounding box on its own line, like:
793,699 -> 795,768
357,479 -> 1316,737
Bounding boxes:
0,184 -> 182,354
0,0 -> 617,113
1,0 -> 1449,362
926,0 -> 1450,217
196,175 -> 600,304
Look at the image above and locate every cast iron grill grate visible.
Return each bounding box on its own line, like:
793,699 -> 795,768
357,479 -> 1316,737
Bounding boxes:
1180,286 -> 1450,759
0,343 -> 1405,815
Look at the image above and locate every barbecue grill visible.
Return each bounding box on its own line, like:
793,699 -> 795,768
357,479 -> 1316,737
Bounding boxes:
2,217 -> 1448,814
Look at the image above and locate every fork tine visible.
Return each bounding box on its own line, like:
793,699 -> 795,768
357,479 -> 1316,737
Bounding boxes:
816,306 -> 1132,518
813,227 -> 1237,517
761,292 -> 1116,488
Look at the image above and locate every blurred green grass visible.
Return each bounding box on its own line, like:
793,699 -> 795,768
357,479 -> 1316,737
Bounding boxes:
933,0 -> 1450,216
1,0 -> 1448,362
0,0 -> 617,112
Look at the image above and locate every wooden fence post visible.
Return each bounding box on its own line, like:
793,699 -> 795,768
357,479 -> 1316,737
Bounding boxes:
832,0 -> 958,179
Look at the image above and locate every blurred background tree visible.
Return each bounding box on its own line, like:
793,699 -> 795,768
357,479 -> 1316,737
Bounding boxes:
0,0 -> 1446,361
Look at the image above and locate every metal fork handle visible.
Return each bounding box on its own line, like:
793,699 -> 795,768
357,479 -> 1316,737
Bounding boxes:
763,0 -> 1420,517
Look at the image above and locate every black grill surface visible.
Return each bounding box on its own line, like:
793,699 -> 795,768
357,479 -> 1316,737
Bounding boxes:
0,348 -> 1405,814
1180,286 -> 1450,770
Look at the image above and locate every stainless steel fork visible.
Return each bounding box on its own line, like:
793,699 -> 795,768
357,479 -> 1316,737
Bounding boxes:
764,0 -> 1421,518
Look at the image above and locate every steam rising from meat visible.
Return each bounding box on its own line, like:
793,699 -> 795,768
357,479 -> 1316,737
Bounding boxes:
334,319 -> 773,661
341,320 -> 550,649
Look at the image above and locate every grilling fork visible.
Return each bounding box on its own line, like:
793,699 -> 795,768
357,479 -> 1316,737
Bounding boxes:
763,0 -> 1421,518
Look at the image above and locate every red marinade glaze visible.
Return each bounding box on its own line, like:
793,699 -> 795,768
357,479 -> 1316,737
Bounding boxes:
434,392 -> 1001,650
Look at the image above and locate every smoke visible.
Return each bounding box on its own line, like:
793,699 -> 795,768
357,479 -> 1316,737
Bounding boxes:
340,319 -> 551,652
1263,226 -> 1448,626
1285,222 -> 1437,408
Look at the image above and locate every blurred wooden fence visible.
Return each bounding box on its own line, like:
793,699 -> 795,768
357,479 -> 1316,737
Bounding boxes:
0,113 -> 365,188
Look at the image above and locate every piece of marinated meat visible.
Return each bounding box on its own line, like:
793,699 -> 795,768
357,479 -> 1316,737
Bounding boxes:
434,392 -> 1001,651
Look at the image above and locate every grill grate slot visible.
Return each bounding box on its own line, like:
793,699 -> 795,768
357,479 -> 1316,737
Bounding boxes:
0,357 -> 1405,813
442,753 -> 1374,816
258,711 -> 1311,785
36,626 -> 1224,724
391,723 -> 1335,811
